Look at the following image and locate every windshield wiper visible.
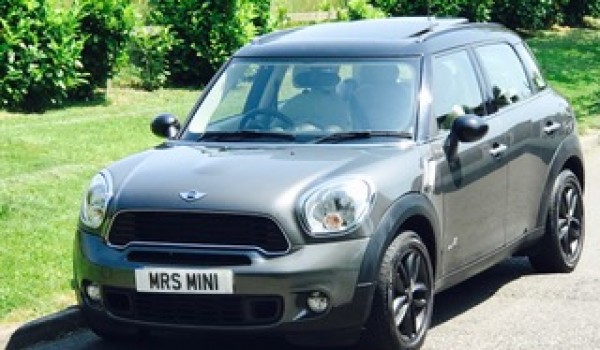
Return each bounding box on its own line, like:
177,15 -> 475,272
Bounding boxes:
198,131 -> 296,142
312,131 -> 413,144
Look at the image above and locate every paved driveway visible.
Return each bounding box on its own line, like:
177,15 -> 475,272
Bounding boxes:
427,144 -> 600,349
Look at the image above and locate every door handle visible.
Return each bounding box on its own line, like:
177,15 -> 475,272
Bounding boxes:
489,143 -> 508,158
544,121 -> 561,134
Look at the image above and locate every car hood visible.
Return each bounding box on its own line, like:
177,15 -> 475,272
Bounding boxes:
105,142 -> 421,241
111,143 -> 394,210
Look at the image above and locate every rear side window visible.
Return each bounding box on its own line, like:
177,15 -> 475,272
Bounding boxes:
514,43 -> 547,91
475,44 -> 533,110
432,50 -> 485,130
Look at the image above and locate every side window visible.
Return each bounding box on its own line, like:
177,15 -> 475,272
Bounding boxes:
432,50 -> 485,130
514,43 -> 547,91
475,44 -> 533,110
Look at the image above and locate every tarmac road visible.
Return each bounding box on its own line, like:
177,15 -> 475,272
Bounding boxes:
27,145 -> 600,350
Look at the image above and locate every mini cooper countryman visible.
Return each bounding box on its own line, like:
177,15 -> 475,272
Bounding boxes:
74,18 -> 585,349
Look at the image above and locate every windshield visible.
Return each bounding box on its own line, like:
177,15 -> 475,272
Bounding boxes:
183,58 -> 420,143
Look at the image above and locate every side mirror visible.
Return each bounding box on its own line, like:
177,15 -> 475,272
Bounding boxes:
452,114 -> 489,142
445,115 -> 488,158
151,113 -> 181,138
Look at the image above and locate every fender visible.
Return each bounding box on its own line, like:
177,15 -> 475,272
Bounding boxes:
535,134 -> 585,230
357,192 -> 441,285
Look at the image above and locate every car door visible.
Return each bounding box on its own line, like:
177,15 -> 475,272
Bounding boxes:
473,43 -> 569,244
429,49 -> 510,275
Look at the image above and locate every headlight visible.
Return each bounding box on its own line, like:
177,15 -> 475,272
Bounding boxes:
80,171 -> 113,229
301,178 -> 374,236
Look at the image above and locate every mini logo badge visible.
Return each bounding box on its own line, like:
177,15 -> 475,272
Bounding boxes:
179,190 -> 206,202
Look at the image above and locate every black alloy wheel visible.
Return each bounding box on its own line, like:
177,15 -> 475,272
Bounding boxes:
530,169 -> 585,273
556,180 -> 584,263
391,247 -> 431,342
362,231 -> 434,350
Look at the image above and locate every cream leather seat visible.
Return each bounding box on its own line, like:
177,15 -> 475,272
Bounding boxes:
280,66 -> 351,132
353,65 -> 412,131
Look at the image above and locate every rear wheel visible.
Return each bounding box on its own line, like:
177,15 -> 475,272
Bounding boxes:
361,231 -> 434,350
529,169 -> 584,273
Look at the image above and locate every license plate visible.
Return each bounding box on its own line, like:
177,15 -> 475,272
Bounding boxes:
135,268 -> 233,294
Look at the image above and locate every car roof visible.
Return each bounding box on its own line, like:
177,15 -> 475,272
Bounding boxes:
235,17 -> 522,58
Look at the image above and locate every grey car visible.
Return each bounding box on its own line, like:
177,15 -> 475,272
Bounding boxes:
73,18 -> 585,349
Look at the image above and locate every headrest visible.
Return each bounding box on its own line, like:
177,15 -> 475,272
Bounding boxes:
293,66 -> 341,89
358,65 -> 399,84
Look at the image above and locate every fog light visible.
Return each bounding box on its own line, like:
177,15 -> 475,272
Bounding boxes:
307,291 -> 329,313
86,283 -> 101,302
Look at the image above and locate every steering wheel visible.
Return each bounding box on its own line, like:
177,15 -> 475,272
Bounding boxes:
238,108 -> 294,130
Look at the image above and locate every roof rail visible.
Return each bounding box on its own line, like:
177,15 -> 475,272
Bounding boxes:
251,27 -> 301,45
409,17 -> 468,40
430,17 -> 469,27
419,21 -> 506,42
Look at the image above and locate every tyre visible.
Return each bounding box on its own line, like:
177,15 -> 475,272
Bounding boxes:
529,169 -> 584,273
361,231 -> 434,350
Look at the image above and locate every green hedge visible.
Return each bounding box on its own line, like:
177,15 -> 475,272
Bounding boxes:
562,0 -> 600,26
0,0 -> 134,111
337,0 -> 386,20
0,0 -> 85,112
369,0 -> 493,22
4,0 -> 600,112
369,0 -> 600,29
491,0 -> 563,30
252,0 -> 273,34
70,0 -> 134,99
149,0 -> 259,86
127,25 -> 179,91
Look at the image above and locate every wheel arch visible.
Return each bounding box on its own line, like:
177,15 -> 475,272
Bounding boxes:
562,155 -> 584,192
357,192 -> 441,286
535,134 -> 585,228
399,215 -> 438,278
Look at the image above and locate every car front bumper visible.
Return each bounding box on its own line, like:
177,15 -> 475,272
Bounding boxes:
73,230 -> 374,343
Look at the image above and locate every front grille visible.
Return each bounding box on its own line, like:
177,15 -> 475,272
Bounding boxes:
103,287 -> 283,326
108,212 -> 289,254
127,251 -> 252,266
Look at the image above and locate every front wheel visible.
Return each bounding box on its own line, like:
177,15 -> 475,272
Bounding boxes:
361,231 -> 434,350
529,169 -> 584,273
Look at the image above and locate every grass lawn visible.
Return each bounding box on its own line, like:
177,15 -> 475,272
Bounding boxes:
527,29 -> 600,129
0,28 -> 599,324
0,88 -> 198,323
